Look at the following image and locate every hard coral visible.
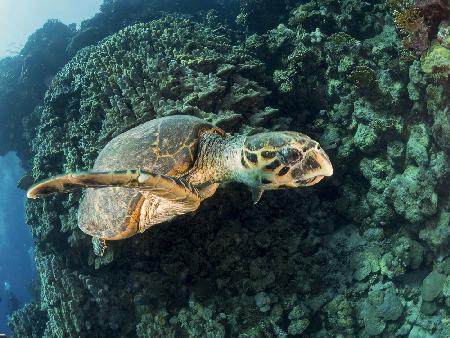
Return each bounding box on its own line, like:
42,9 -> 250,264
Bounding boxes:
393,4 -> 430,53
31,17 -> 273,180
387,0 -> 450,54
421,37 -> 450,77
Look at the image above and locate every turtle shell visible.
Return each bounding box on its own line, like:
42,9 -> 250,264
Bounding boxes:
78,115 -> 215,239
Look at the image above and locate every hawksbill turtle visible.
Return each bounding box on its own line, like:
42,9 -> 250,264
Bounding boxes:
27,115 -> 333,255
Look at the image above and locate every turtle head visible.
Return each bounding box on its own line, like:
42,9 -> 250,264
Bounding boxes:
240,131 -> 333,203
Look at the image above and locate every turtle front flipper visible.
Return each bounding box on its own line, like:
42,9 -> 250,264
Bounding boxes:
27,170 -> 154,198
28,169 -> 201,211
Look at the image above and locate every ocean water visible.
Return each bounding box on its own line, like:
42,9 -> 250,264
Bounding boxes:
1,0 -> 450,337
0,153 -> 35,336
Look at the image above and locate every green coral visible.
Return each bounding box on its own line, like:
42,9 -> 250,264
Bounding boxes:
419,211 -> 450,254
388,166 -> 438,223
431,108 -> 450,149
136,311 -> 176,338
380,237 -> 424,279
358,286 -> 404,336
406,123 -> 430,166
136,302 -> 228,338
26,16 -> 282,337
177,300 -> 226,337
287,305 -> 309,335
421,44 -> 450,78
378,289 -> 403,321
8,303 -> 47,338
352,246 -> 382,281
324,295 -> 354,335
351,99 -> 403,153
442,275 -> 450,306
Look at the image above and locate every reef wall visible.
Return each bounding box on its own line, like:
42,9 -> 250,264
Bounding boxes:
0,0 -> 236,165
7,0 -> 450,337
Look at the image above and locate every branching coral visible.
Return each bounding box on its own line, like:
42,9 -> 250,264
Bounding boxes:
387,0 -> 450,54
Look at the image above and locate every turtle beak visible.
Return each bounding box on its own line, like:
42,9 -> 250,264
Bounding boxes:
316,148 -> 333,177
292,148 -> 333,186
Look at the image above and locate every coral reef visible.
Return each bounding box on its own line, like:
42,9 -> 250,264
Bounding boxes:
30,16 -> 274,181
8,303 -> 47,338
421,20 -> 450,78
8,0 -> 450,337
0,1 -> 238,166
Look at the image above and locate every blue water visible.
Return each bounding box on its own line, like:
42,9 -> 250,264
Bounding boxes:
0,0 -> 102,58
0,152 -> 35,336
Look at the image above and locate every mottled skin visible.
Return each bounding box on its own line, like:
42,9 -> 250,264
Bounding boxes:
28,115 -> 333,251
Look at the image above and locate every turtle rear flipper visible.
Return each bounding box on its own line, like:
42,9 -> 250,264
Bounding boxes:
27,169 -> 201,209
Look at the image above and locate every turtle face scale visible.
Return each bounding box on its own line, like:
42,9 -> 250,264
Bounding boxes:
241,131 -> 333,190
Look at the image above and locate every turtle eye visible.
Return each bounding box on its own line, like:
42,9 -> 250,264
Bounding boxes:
261,150 -> 276,159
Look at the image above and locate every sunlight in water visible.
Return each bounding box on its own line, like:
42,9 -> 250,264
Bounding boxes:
0,0 -> 102,57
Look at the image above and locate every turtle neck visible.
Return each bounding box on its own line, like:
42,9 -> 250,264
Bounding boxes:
185,132 -> 246,186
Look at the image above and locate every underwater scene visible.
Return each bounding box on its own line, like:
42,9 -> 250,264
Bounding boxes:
0,0 -> 449,337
